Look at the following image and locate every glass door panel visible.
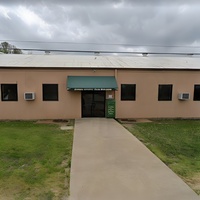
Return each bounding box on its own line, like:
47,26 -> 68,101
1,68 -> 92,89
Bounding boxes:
82,91 -> 105,117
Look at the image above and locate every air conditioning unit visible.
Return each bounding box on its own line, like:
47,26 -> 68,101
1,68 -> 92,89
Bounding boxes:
178,93 -> 190,100
24,92 -> 35,101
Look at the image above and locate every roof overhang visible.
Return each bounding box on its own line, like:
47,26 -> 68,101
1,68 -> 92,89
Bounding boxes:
67,76 -> 118,91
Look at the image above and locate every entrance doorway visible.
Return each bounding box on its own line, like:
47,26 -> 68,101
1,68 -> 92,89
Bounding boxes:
82,91 -> 105,117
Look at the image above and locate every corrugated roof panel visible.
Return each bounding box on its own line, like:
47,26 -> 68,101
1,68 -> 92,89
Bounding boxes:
0,54 -> 200,69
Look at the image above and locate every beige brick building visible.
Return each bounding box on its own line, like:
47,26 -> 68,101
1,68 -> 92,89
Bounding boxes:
0,54 -> 200,120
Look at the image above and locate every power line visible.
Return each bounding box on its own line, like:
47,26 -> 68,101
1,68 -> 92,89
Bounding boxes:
16,48 -> 200,55
1,39 -> 200,49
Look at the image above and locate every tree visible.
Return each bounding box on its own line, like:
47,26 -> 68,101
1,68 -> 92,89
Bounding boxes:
12,47 -> 22,54
0,42 -> 22,54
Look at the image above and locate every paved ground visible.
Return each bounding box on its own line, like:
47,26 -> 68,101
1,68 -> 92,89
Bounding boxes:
69,118 -> 199,200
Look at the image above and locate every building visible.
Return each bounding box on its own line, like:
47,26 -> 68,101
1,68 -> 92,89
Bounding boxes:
0,54 -> 200,120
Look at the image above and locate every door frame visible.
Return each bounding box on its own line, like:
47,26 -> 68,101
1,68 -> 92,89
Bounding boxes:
81,91 -> 106,118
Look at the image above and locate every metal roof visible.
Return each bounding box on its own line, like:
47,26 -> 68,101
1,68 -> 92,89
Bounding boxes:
0,54 -> 200,69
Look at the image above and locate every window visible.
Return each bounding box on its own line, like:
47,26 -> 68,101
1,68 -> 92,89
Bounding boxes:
193,85 -> 200,101
1,84 -> 18,101
43,84 -> 58,101
121,84 -> 136,101
158,84 -> 173,101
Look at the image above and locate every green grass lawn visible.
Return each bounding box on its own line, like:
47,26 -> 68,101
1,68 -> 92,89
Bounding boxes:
123,119 -> 200,194
0,121 -> 73,200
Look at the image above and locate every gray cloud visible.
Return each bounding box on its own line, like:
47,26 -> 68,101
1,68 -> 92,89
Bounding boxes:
1,0 -> 200,54
1,0 -> 200,6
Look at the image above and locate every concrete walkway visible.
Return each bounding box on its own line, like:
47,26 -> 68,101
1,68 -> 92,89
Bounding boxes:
69,118 -> 199,200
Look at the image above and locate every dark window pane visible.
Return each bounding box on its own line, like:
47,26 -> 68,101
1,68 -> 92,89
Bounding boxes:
1,84 -> 18,101
158,84 -> 173,101
121,84 -> 136,101
194,85 -> 200,101
43,84 -> 58,101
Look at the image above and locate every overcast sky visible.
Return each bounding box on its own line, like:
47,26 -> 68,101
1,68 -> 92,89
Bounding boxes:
0,0 -> 200,54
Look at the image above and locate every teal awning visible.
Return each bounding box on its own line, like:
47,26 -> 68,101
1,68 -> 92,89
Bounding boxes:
67,76 -> 118,91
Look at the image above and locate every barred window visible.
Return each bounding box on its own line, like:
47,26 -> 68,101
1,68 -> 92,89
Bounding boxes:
158,84 -> 173,101
121,84 -> 136,101
43,84 -> 58,101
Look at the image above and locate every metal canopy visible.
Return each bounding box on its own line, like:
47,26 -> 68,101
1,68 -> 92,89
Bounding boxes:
67,76 -> 118,91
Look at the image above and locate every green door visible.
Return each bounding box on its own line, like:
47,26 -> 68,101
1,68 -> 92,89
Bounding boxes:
106,99 -> 116,118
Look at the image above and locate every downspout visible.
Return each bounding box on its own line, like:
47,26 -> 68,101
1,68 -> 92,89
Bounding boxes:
114,69 -> 118,118
114,69 -> 118,80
